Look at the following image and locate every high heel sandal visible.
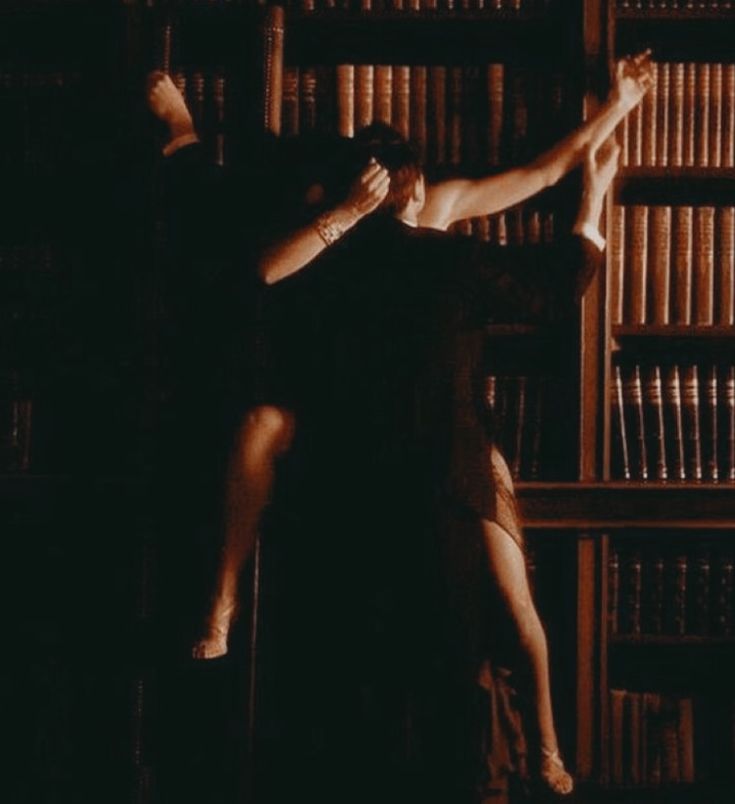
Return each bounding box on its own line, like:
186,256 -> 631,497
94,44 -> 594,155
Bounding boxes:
539,747 -> 574,796
191,600 -> 239,660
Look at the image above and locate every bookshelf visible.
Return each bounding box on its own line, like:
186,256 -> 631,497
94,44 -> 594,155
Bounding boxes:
2,2 -> 735,804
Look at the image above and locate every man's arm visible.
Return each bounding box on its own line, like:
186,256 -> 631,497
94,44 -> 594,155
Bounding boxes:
419,53 -> 652,231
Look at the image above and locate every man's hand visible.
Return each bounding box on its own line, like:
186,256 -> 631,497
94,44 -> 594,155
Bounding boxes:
610,50 -> 656,111
341,159 -> 390,218
146,71 -> 195,139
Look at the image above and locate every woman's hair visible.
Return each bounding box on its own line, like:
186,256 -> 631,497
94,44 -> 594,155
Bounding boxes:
354,123 -> 423,215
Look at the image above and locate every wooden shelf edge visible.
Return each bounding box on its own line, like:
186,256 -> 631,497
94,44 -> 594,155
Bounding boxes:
516,482 -> 735,529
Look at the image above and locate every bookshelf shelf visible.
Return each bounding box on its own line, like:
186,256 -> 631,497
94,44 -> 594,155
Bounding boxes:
616,14 -> 735,60
284,12 -> 568,64
614,171 -> 735,205
613,325 -> 735,339
516,482 -> 735,529
609,634 -> 735,647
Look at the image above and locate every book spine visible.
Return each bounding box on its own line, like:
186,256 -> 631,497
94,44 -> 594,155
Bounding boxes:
716,206 -> 735,325
392,65 -> 410,140
689,547 -> 711,635
660,697 -> 681,784
610,689 -> 626,785
725,365 -> 735,481
282,67 -> 300,136
644,551 -> 665,635
428,66 -> 447,167
671,206 -> 693,324
656,62 -> 670,167
610,206 -> 625,326
723,63 -> 735,168
336,64 -> 355,137
664,364 -> 687,481
300,67 -> 317,132
693,206 -> 715,325
648,206 -> 672,325
625,364 -> 649,480
623,549 -> 643,635
511,376 -> 527,480
487,63 -> 504,167
642,66 -> 658,166
448,66 -> 463,167
696,63 -> 711,167
612,364 -> 632,480
703,364 -> 719,481
643,692 -> 662,786
626,205 -> 649,325
644,365 -> 668,481
608,545 -> 620,636
682,364 -> 703,481
626,691 -> 643,786
373,65 -> 393,126
710,63 -> 723,168
683,63 -> 697,167
355,65 -> 375,130
670,63 -> 685,167
668,553 -> 688,636
212,73 -> 226,167
262,6 -> 285,136
677,698 -> 695,784
712,549 -> 734,636
410,66 -> 428,165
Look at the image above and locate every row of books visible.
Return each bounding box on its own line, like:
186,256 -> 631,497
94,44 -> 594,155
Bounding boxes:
609,690 -> 695,787
170,70 -> 228,166
610,362 -> 735,482
483,374 -> 559,481
616,1 -> 735,10
281,63 -> 567,166
142,0 -> 554,10
608,541 -> 734,636
609,205 -> 735,327
450,206 -> 555,244
618,62 -> 735,169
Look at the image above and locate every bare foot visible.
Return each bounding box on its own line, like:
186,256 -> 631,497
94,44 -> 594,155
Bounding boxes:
192,600 -> 238,660
540,749 -> 574,796
146,71 -> 194,137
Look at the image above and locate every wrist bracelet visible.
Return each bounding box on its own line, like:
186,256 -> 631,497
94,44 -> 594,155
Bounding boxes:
315,211 -> 345,246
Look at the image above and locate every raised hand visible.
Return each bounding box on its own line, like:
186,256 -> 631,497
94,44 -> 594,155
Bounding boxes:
611,50 -> 656,110
146,70 -> 194,137
343,158 -> 390,218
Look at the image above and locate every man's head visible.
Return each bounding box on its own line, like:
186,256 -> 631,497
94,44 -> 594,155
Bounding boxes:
355,123 -> 425,220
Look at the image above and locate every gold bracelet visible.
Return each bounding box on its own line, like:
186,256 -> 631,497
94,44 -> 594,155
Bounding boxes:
314,209 -> 354,246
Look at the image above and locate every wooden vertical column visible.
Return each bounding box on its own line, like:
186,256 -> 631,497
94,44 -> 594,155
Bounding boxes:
575,0 -> 610,782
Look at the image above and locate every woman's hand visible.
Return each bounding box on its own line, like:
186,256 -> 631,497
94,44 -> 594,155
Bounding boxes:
341,159 -> 390,218
610,50 -> 656,111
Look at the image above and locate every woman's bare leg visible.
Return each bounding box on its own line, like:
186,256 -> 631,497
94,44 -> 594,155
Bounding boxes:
193,405 -> 295,659
482,518 -> 573,795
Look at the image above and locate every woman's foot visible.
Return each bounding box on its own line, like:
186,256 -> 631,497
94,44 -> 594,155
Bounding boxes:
539,747 -> 574,795
192,600 -> 238,660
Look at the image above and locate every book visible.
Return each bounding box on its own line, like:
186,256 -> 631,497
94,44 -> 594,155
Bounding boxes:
712,549 -> 734,636
683,63 -> 697,167
655,62 -> 670,167
677,697 -> 695,784
671,206 -> 693,325
702,364 -> 719,481
642,65 -> 658,166
667,553 -> 688,636
624,365 -> 649,481
612,364 -> 631,480
486,63 -> 504,166
723,63 -> 735,168
373,65 -> 393,126
716,206 -> 735,325
660,696 -> 681,784
428,66 -> 447,167
689,547 -> 711,635
643,550 -> 665,635
448,66 -> 463,167
670,63 -> 685,168
625,691 -> 642,785
336,64 -> 355,137
610,206 -> 625,326
610,689 -> 626,785
724,365 -> 735,481
709,63 -> 723,169
300,67 -> 318,132
693,206 -> 715,325
410,65 -> 428,164
608,544 -> 620,636
282,67 -> 299,136
392,65 -> 410,140
663,365 -> 687,481
696,63 -> 711,168
355,64 -> 375,130
682,365 -> 703,481
642,692 -> 662,786
622,548 -> 643,635
648,206 -> 671,325
643,365 -> 668,481
626,206 -> 649,325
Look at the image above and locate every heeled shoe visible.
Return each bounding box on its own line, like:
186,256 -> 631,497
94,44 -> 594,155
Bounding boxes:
191,600 -> 238,660
539,747 -> 574,796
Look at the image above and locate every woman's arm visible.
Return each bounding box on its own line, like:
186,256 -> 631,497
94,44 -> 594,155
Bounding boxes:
259,160 -> 389,285
418,52 -> 653,230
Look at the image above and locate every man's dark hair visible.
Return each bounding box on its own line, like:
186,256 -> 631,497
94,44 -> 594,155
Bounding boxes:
355,123 -> 423,216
